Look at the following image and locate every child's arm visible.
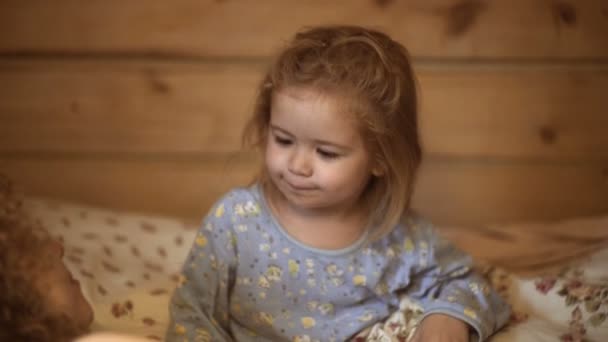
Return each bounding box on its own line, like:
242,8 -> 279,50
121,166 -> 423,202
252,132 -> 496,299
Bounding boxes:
410,313 -> 469,342
166,200 -> 237,342
407,223 -> 511,342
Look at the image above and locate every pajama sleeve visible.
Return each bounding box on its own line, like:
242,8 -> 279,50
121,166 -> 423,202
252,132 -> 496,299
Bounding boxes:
407,224 -> 511,341
166,198 -> 237,342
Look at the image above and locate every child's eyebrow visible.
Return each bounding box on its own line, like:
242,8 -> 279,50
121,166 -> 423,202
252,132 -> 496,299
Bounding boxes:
269,124 -> 293,137
270,124 -> 351,150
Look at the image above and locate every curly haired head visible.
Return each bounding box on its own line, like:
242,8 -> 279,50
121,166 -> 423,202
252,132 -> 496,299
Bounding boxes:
243,25 -> 422,239
0,176 -> 87,342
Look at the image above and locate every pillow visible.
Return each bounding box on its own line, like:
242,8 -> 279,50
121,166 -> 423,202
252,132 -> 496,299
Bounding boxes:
438,215 -> 608,278
439,216 -> 608,341
22,197 -> 197,340
24,194 -> 608,341
517,248 -> 607,341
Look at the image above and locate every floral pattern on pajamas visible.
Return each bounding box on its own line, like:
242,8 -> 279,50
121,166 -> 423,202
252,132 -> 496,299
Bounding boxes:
167,186 -> 510,342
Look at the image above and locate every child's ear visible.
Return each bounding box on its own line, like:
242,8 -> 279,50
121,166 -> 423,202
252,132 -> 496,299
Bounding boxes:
371,162 -> 385,177
370,152 -> 386,177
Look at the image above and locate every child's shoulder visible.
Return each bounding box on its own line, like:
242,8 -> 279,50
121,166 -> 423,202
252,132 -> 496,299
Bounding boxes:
206,184 -> 266,219
217,185 -> 261,203
387,211 -> 438,243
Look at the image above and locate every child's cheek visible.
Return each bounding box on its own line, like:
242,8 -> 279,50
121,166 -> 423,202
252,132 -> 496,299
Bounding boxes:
265,145 -> 284,176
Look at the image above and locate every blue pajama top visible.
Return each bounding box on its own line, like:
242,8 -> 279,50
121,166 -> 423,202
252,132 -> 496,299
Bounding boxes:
166,185 -> 510,342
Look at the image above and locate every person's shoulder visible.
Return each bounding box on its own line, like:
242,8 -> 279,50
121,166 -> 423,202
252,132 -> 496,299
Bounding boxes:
206,185 -> 265,220
405,211 -> 436,232
219,185 -> 261,203
387,211 -> 437,242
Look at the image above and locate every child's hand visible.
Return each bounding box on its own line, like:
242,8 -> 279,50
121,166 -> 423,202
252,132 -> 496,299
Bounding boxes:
410,313 -> 469,342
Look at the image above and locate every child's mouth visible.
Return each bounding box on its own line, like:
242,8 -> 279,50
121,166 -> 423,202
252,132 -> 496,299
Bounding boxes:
285,180 -> 316,191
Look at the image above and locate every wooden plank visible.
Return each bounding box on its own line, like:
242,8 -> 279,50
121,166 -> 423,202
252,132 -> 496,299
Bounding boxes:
0,155 -> 259,221
0,61 -> 263,154
1,0 -> 607,59
413,159 -> 608,225
2,61 -> 607,160
419,65 -> 608,160
1,156 -> 607,226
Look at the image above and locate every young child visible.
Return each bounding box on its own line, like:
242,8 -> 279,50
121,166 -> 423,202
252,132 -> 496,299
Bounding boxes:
166,25 -> 510,342
0,177 -> 94,342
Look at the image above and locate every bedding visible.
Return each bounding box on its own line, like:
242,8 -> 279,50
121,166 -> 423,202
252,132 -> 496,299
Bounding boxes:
24,198 -> 197,340
25,198 -> 607,341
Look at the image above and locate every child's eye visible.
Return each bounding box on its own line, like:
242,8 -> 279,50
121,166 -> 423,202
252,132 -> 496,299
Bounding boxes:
317,149 -> 340,159
274,136 -> 292,146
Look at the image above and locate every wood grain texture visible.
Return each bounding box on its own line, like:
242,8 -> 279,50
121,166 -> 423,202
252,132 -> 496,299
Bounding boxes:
2,156 -> 607,225
0,155 -> 259,222
1,0 -> 607,58
2,60 -> 607,159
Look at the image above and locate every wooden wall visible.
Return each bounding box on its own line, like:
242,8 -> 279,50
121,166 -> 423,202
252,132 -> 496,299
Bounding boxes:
1,0 -> 607,226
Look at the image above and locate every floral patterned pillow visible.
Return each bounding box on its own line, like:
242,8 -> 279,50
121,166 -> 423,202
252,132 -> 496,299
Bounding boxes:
484,247 -> 608,342
439,214 -> 608,341
22,197 -> 198,340
530,248 -> 607,341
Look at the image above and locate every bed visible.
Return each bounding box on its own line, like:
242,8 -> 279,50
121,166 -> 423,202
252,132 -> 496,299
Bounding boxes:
23,194 -> 608,341
2,2 -> 608,341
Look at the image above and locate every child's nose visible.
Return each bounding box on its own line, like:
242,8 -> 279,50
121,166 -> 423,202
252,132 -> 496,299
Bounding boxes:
288,149 -> 313,177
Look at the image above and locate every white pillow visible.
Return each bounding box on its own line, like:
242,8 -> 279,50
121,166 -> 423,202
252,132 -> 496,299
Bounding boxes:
24,198 -> 197,340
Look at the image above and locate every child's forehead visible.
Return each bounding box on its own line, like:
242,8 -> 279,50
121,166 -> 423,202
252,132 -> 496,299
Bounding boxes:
272,86 -> 362,119
274,85 -> 331,101
270,87 -> 368,147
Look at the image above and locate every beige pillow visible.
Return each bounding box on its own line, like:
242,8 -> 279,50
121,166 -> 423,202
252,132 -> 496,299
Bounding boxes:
438,215 -> 608,277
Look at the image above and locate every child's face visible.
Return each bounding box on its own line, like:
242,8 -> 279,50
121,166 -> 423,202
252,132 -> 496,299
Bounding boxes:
265,87 -> 376,213
38,241 -> 94,330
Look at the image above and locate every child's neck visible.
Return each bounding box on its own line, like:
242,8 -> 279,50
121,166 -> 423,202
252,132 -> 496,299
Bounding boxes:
266,188 -> 369,250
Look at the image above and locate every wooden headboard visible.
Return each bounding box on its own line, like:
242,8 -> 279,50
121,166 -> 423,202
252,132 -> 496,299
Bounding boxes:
1,0 -> 607,226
